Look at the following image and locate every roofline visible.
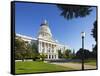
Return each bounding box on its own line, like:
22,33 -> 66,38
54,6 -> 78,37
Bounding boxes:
16,33 -> 37,40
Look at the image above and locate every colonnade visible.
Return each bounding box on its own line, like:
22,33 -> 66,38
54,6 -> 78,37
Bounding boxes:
38,41 -> 58,59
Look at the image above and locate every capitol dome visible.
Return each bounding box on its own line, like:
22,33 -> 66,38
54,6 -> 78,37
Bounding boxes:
38,20 -> 52,39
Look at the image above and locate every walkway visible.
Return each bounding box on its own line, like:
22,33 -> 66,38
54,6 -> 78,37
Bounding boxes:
51,62 -> 96,70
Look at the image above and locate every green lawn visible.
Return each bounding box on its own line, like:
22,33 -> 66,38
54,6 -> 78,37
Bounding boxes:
84,59 -> 97,66
71,59 -> 97,66
15,61 -> 73,74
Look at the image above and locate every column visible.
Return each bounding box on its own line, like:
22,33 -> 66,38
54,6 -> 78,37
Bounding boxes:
50,44 -> 52,59
51,44 -> 52,53
42,42 -> 44,53
44,42 -> 46,53
50,54 -> 52,59
47,43 -> 50,59
39,41 -> 41,53
43,42 -> 45,53
55,55 -> 56,59
38,41 -> 40,53
56,54 -> 58,59
54,45 -> 56,53
48,54 -> 49,59
41,41 -> 43,53
49,44 -> 50,59
52,44 -> 54,59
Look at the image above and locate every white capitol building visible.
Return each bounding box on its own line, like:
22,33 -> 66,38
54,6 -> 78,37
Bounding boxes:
16,20 -> 69,60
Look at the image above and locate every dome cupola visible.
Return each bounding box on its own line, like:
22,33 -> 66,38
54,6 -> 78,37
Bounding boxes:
38,20 -> 52,40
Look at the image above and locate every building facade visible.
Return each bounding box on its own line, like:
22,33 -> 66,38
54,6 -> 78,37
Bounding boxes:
16,20 -> 68,60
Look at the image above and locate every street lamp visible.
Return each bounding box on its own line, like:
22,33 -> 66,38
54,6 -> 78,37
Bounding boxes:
81,32 -> 85,70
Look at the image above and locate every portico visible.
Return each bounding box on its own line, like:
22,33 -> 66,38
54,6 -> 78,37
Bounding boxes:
38,39 -> 58,60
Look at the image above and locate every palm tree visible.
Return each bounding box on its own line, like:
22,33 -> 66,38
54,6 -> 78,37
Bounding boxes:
57,4 -> 92,20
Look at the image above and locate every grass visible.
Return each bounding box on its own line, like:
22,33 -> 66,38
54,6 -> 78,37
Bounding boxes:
70,59 -> 97,66
15,61 -> 73,74
84,59 -> 97,66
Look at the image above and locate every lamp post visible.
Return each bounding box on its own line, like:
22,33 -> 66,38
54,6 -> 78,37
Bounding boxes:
81,32 -> 85,70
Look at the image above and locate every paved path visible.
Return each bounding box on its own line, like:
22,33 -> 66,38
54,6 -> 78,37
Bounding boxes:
51,62 -> 96,70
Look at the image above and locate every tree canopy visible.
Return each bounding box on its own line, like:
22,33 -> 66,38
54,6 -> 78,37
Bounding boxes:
91,20 -> 97,42
76,48 -> 91,59
15,38 -> 39,61
57,4 -> 92,20
91,20 -> 97,59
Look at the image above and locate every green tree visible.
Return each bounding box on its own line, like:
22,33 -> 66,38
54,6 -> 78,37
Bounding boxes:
58,50 -> 63,58
31,43 -> 39,61
63,49 -> 71,58
91,20 -> 97,42
15,52 -> 22,60
71,49 -> 77,59
25,44 -> 33,59
26,43 -> 39,61
57,4 -> 92,20
15,37 -> 39,61
15,38 -> 27,61
91,20 -> 97,59
76,48 -> 91,59
31,43 -> 38,54
15,38 -> 27,51
39,54 -> 47,61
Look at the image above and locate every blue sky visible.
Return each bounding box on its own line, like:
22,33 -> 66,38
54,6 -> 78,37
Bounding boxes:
15,2 -> 96,52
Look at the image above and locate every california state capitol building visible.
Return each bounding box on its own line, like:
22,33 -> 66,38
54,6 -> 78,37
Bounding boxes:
16,20 -> 69,60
